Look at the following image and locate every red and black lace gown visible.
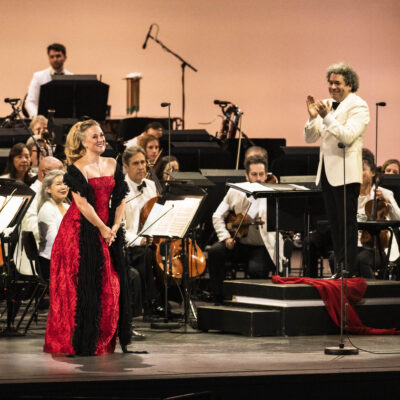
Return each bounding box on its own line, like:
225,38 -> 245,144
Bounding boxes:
44,176 -> 120,355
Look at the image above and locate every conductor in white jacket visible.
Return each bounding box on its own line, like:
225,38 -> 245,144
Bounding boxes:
304,62 -> 370,277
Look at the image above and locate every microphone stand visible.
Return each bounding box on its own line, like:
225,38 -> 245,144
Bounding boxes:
145,29 -> 198,129
325,142 -> 358,355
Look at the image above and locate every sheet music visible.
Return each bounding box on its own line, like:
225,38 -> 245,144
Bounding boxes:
0,196 -> 24,233
230,182 -> 275,192
141,197 -> 202,238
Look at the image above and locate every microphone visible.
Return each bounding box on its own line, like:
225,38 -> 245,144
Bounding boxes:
376,102 -> 386,106
4,98 -> 20,103
161,102 -> 170,107
338,142 -> 345,149
142,24 -> 153,49
214,100 -> 231,105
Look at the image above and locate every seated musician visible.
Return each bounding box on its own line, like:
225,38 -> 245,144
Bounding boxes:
156,155 -> 179,183
382,158 -> 400,175
122,145 -> 159,322
357,149 -> 400,278
244,145 -> 268,161
125,121 -> 163,149
207,155 -> 277,304
141,134 -> 160,166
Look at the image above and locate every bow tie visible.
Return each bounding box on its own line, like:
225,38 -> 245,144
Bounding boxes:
137,181 -> 147,191
53,72 -> 64,75
332,101 -> 340,110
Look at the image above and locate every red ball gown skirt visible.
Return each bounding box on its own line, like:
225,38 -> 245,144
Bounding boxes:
44,176 -> 120,355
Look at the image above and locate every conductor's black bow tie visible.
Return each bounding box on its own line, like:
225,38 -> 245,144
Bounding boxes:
137,181 -> 147,191
332,101 -> 340,110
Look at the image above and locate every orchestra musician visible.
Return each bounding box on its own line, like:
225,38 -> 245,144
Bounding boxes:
141,134 -> 160,166
244,146 -> 268,161
357,149 -> 400,278
124,121 -> 163,149
122,145 -> 159,323
25,43 -> 73,118
156,155 -> 179,183
207,155 -> 279,304
382,159 -> 400,175
304,62 -> 370,278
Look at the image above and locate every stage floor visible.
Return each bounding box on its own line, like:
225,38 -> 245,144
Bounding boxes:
1,307 -> 400,399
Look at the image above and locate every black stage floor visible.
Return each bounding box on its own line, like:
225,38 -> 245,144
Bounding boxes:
1,304 -> 400,400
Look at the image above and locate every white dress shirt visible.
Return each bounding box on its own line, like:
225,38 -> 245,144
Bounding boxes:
125,136 -> 139,148
212,187 -> 283,266
358,185 -> 400,261
25,67 -> 73,118
38,199 -> 69,259
124,176 -> 157,246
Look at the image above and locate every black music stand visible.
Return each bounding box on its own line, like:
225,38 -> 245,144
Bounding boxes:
38,75 -> 109,121
226,182 -> 322,276
138,180 -> 207,329
0,179 -> 35,336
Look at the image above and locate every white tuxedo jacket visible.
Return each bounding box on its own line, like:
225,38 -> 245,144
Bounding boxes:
304,93 -> 370,187
212,188 -> 283,266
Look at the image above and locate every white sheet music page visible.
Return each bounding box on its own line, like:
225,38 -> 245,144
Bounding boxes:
0,196 -> 24,233
231,182 -> 275,193
166,197 -> 202,238
141,197 -> 202,238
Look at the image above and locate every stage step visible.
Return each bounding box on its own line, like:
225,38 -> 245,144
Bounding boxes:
197,279 -> 400,336
197,305 -> 281,336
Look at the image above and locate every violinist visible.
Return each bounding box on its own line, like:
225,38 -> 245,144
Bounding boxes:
357,149 -> 400,278
207,155 -> 277,304
123,146 -> 159,323
156,155 -> 179,183
125,121 -> 163,149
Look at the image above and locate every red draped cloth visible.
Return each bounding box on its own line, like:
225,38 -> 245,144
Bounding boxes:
272,276 -> 400,335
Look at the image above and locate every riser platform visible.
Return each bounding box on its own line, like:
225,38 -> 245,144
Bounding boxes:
197,279 -> 400,336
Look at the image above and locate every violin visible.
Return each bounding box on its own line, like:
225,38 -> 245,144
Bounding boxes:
266,172 -> 278,184
225,211 -> 265,240
360,171 -> 390,249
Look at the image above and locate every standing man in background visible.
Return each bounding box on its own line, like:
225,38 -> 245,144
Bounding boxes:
25,43 -> 73,118
304,62 -> 370,277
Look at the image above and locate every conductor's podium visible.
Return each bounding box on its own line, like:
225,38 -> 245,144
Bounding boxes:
197,279 -> 400,336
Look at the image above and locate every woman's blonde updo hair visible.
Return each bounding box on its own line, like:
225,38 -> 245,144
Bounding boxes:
65,119 -> 100,165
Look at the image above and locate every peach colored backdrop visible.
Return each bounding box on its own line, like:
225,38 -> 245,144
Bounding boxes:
0,0 -> 399,164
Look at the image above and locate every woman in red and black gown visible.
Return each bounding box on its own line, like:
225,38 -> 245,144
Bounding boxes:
44,119 -> 131,355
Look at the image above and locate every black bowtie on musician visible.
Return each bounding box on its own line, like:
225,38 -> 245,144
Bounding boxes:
137,181 -> 147,191
331,101 -> 340,110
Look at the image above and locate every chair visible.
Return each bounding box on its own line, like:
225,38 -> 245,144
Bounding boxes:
15,231 -> 49,335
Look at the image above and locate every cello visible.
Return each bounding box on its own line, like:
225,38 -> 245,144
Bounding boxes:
139,164 -> 206,284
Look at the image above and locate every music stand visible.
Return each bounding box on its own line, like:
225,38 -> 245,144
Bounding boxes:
0,179 -> 35,336
137,180 -> 206,329
38,76 -> 109,121
226,182 -> 322,275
